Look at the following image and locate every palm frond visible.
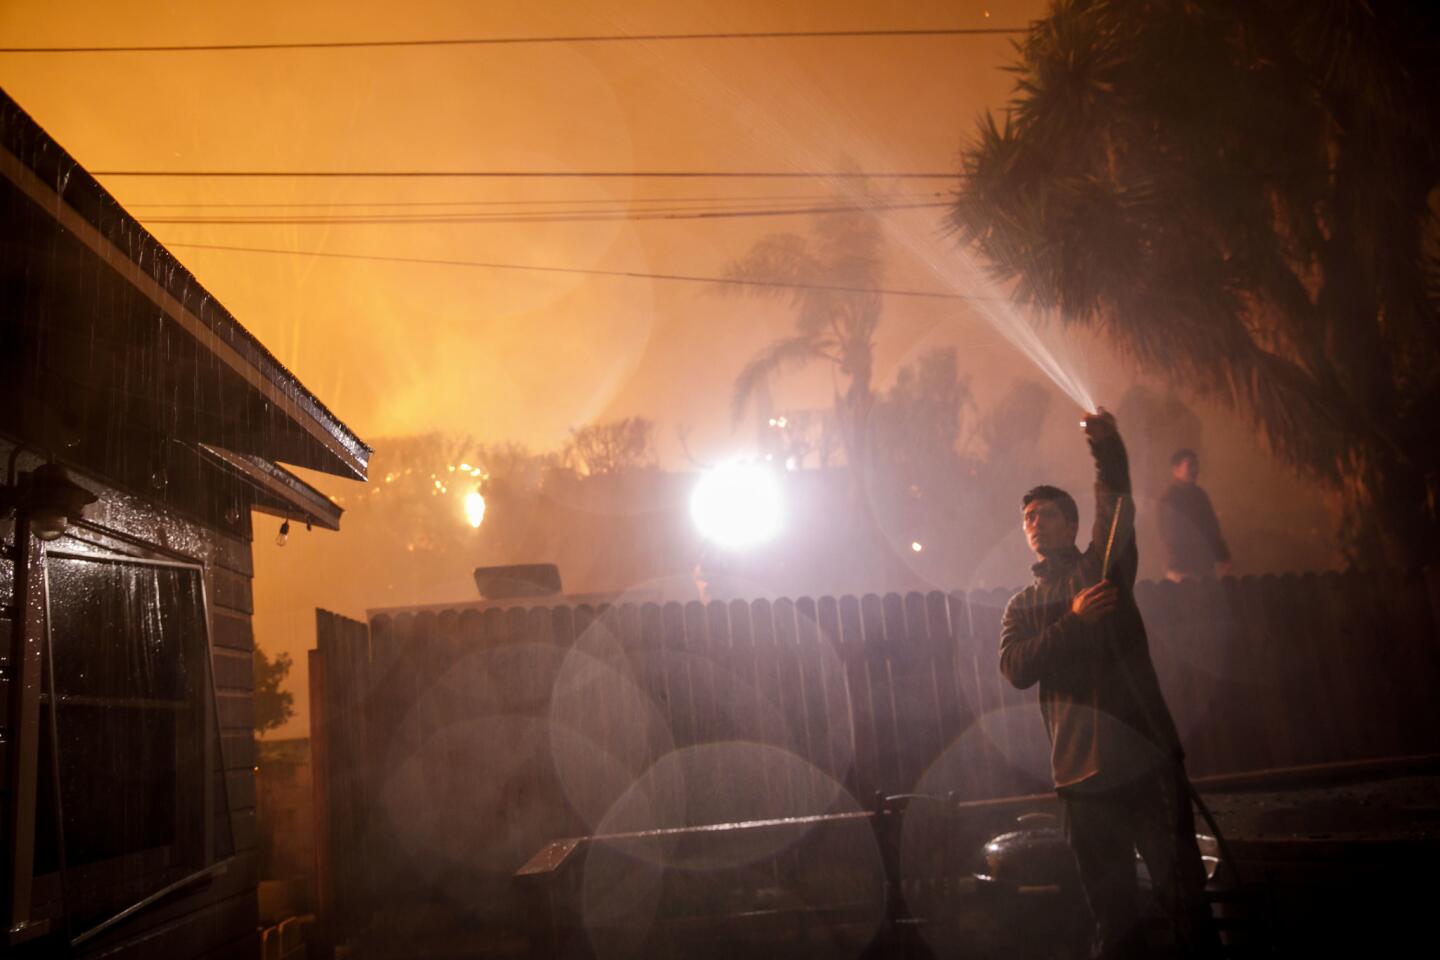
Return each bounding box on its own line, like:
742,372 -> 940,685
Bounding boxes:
719,233 -> 820,306
730,334 -> 833,426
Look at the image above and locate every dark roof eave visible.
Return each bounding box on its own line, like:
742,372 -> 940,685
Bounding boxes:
199,445 -> 344,531
0,87 -> 371,481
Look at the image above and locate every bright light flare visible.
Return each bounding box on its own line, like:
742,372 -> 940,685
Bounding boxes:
690,461 -> 782,549
464,489 -> 486,529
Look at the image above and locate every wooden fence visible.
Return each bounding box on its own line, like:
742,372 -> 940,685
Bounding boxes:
310,570 -> 1440,945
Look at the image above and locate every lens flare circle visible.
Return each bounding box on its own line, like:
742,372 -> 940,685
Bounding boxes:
689,460 -> 783,549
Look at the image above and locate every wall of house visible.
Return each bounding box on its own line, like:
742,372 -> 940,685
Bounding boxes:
1,439 -> 260,959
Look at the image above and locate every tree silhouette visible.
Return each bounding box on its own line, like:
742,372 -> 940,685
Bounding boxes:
564,416 -> 657,476
253,644 -> 294,735
722,197 -> 885,466
951,0 -> 1440,566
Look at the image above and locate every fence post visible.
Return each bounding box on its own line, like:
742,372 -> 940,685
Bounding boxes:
307,644 -> 334,946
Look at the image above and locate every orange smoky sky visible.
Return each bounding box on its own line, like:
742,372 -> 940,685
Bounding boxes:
1,0 -> 1053,451
0,1 -> 1336,738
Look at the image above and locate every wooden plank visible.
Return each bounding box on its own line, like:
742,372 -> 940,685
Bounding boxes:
783,598 -> 825,786
570,604 -> 618,807
683,600 -> 721,824
725,597 -> 771,819
660,602 -> 695,751
704,601 -> 736,741
220,732 -> 255,771
506,605 -> 532,646
945,589 -> 985,796
208,568 -> 253,616
705,599 -> 739,821
885,592 -> 939,795
1282,573 -> 1339,764
437,607 -> 461,657
341,611 -> 377,938
1372,570 -> 1440,757
966,586 -> 1029,798
528,605 -> 555,647
215,692 -> 254,731
210,611 -> 253,653
614,601 -> 654,801
211,648 -> 253,692
812,596 -> 855,795
924,591 -> 964,749
861,593 -> 902,797
547,605 -> 586,840
228,806 -> 257,852
224,769 -> 257,810
605,603 -> 646,780
1232,575 -> 1290,771
482,605 -> 507,644
1147,575 -> 1228,775
386,607 -> 426,902
639,603 -> 673,764
458,607 -> 484,647
753,598 -> 802,813
307,646 -> 335,938
330,610 -> 381,940
837,594 -> 878,803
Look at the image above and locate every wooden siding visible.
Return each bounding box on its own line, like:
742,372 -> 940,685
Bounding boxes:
0,453 -> 261,959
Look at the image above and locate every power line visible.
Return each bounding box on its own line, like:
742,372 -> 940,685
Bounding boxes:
125,190 -> 944,209
0,26 -> 1027,55
95,169 -> 958,179
141,200 -> 949,226
163,241 -> 1005,302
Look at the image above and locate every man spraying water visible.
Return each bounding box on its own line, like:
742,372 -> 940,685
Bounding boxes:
1001,409 -> 1219,959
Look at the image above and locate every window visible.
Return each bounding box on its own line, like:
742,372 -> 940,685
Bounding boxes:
37,551 -> 234,940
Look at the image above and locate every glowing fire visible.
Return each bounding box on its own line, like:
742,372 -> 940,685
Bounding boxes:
464,489 -> 486,529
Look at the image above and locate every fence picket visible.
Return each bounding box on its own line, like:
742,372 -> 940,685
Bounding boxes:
838,595 -> 879,803
321,571 -> 1440,933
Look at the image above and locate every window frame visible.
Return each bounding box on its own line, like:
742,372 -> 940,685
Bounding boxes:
37,546 -> 236,949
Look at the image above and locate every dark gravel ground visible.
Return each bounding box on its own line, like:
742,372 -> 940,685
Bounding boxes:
347,771 -> 1440,958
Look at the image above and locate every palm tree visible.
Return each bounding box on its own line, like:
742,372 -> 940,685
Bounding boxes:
951,0 -> 1440,567
722,199 -> 885,467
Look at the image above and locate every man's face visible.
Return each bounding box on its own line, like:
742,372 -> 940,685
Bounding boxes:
1023,499 -> 1079,557
1172,456 -> 1199,484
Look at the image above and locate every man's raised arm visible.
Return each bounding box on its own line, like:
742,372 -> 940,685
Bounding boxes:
1083,410 -> 1138,589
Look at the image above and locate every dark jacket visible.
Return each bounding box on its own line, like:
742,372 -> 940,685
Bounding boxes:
1000,433 -> 1183,790
1158,481 -> 1230,577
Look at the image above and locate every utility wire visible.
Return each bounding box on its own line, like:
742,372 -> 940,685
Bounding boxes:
162,241 -> 1007,303
0,26 -> 1026,55
141,200 -> 949,226
125,191 -> 944,209
94,168 -> 958,179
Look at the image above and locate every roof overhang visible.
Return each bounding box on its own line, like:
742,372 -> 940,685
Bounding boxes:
199,445 -> 343,531
0,88 -> 370,484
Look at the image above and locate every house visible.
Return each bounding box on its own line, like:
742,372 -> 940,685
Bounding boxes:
1,87 -> 370,957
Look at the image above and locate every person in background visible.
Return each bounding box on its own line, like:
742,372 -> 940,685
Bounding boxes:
1158,449 -> 1231,581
